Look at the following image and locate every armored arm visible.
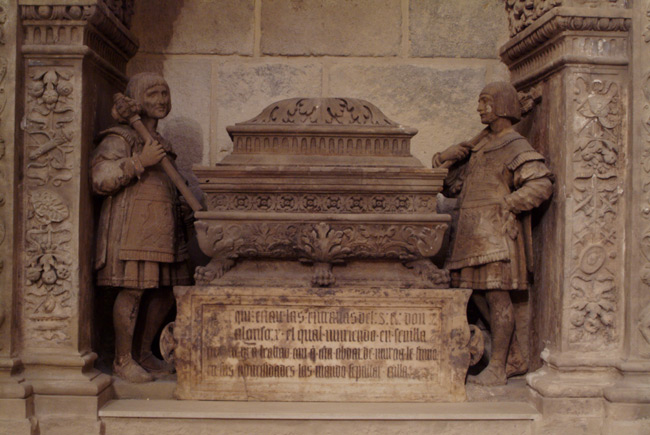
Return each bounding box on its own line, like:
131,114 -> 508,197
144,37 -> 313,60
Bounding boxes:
504,155 -> 553,214
91,135 -> 144,196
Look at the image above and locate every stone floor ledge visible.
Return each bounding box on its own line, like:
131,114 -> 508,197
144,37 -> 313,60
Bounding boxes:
99,399 -> 541,421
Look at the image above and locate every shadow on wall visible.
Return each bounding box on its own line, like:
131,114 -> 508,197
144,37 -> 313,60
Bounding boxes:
161,116 -> 204,200
161,116 -> 211,275
127,0 -> 187,73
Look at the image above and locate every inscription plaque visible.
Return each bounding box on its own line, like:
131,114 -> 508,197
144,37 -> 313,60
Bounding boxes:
174,286 -> 472,402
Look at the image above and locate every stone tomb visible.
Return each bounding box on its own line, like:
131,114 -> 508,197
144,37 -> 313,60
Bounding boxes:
173,98 -> 475,401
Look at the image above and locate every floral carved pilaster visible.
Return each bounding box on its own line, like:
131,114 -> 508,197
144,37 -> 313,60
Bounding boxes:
501,0 -> 633,404
20,65 -> 85,355
567,75 -> 624,350
594,1 -> 650,416
16,2 -> 137,417
635,1 -> 650,362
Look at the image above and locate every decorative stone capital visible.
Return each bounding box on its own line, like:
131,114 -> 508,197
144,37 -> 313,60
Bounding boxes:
505,0 -> 628,37
500,7 -> 631,87
20,0 -> 137,72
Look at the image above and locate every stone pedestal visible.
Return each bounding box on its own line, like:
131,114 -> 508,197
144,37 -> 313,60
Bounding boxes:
501,1 -> 649,430
174,285 -> 472,402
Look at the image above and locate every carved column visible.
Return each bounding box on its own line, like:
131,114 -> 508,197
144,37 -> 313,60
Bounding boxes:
0,1 -> 36,435
16,0 -> 136,431
602,0 -> 650,425
501,0 -> 649,425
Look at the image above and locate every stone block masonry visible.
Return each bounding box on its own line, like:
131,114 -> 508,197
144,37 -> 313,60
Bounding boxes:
127,0 -> 510,169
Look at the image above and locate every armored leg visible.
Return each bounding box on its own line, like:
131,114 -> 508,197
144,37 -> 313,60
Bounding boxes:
113,288 -> 153,383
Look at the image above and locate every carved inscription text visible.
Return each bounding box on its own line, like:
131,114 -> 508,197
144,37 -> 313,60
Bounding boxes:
174,287 -> 472,402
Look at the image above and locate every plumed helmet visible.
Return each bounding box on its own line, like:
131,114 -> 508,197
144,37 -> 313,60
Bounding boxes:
125,72 -> 171,112
480,81 -> 521,123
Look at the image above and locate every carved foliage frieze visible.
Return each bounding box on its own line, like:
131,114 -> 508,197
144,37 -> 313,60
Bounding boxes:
21,66 -> 76,345
568,75 -> 623,348
194,220 -> 448,281
206,193 -> 437,214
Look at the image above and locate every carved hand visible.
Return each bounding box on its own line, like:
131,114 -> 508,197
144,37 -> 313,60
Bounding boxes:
500,199 -> 518,239
137,138 -> 166,168
439,142 -> 471,163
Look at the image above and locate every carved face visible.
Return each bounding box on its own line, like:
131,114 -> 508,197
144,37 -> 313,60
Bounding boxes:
141,84 -> 171,119
477,94 -> 498,124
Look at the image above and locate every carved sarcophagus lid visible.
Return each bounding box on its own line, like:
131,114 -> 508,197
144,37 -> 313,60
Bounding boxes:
193,97 -> 450,286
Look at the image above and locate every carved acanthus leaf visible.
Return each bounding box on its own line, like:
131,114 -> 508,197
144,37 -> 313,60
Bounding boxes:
195,221 -> 448,268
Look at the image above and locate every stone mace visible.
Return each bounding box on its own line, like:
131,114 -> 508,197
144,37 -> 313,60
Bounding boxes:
111,93 -> 203,212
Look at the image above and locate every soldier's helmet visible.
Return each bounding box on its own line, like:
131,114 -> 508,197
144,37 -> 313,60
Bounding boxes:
480,81 -> 521,123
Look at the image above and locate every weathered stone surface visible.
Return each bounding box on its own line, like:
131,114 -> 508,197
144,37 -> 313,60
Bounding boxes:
328,64 -> 486,167
214,61 -> 322,162
131,0 -> 255,54
174,286 -> 471,402
261,0 -> 402,56
103,416 -> 534,435
410,0 -> 509,59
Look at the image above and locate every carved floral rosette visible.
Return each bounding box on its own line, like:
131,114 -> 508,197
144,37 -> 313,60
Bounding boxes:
194,97 -> 450,287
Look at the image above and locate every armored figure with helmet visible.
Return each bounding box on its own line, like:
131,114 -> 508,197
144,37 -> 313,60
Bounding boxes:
433,81 -> 553,385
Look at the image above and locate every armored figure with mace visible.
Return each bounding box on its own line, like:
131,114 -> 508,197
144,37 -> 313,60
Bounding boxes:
92,73 -> 200,382
433,82 -> 553,385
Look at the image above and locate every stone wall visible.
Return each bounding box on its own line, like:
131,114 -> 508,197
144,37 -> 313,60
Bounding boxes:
127,0 -> 510,178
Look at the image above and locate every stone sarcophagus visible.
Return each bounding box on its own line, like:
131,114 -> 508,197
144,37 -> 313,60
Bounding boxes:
192,98 -> 451,287
174,98 -> 477,402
